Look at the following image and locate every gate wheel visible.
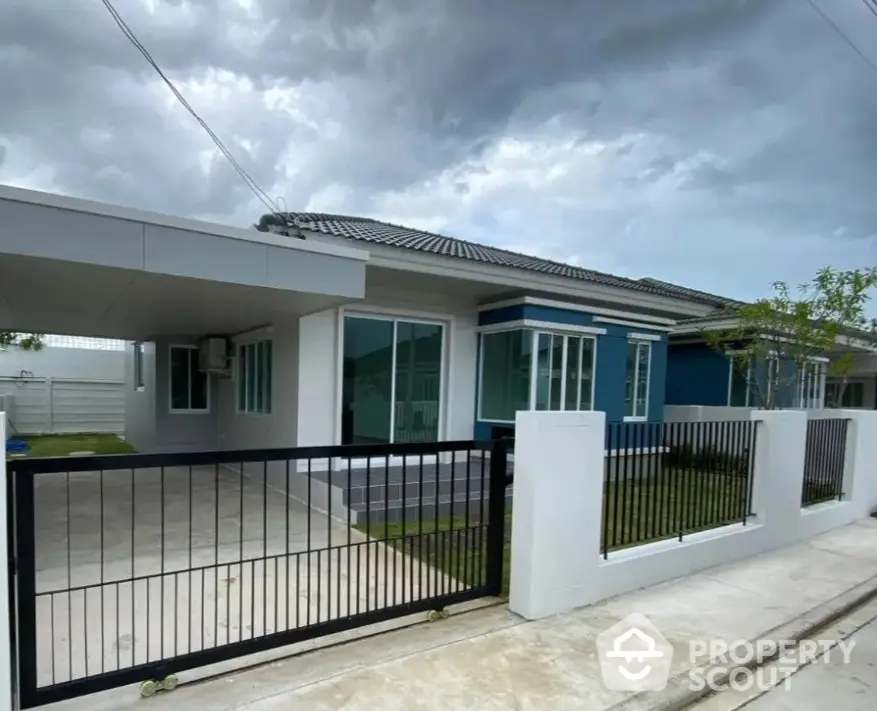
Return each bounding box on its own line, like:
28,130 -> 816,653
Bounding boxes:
140,680 -> 158,698
139,674 -> 179,698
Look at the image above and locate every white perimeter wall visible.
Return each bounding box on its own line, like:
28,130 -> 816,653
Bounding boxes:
0,346 -> 125,435
510,408 -> 877,620
296,286 -> 480,448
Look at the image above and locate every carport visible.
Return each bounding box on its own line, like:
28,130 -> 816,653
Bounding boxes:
0,185 -> 368,340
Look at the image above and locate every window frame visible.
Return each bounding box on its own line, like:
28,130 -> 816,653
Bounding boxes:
133,341 -> 145,391
237,339 -> 274,415
624,340 -> 651,422
168,344 -> 210,414
476,327 -> 598,423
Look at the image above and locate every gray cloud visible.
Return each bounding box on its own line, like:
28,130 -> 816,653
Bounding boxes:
2,0 -> 877,303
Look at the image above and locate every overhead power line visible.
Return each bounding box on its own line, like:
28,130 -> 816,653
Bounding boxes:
803,0 -> 877,77
99,0 -> 285,219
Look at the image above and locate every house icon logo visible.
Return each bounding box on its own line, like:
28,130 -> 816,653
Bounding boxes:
596,613 -> 674,691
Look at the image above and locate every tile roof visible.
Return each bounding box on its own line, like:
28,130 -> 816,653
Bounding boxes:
256,211 -> 691,299
637,278 -> 743,310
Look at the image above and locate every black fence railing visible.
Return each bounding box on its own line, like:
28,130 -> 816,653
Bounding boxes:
601,420 -> 757,556
9,439 -> 510,709
802,418 -> 849,507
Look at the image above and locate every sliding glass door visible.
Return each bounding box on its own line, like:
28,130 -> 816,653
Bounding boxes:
341,314 -> 443,445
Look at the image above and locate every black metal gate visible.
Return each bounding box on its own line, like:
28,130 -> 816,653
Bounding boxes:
8,439 -> 510,708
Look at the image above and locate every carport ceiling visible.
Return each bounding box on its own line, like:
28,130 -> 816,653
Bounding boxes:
0,254 -> 345,340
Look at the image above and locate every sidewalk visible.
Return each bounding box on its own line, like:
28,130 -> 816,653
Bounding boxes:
64,518 -> 877,711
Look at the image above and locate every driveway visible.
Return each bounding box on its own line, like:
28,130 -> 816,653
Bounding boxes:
28,463 -> 450,691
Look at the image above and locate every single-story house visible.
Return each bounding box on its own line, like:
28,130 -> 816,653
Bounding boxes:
122,212 -> 723,455
653,278 -> 877,411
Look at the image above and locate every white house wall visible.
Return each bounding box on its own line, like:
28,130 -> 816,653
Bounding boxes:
296,287 -> 480,448
218,320 -> 300,452
123,342 -> 156,451
152,338 -> 220,452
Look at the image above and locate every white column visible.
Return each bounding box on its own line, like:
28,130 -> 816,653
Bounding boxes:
0,416 -> 13,710
749,409 -> 807,546
509,409 -> 606,620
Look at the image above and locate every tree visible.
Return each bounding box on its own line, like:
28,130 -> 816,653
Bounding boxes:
703,267 -> 877,410
0,332 -> 45,351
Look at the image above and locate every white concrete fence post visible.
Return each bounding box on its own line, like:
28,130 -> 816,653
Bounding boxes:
0,415 -> 13,711
509,410 -> 606,620
748,410 -> 807,547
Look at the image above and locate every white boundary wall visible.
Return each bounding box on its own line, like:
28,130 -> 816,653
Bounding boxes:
0,347 -> 125,435
509,408 -> 877,620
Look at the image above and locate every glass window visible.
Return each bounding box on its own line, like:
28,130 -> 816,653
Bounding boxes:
238,340 -> 273,414
478,330 -> 531,421
169,346 -> 208,412
133,342 -> 145,390
564,337 -> 580,412
534,332 -> 552,411
341,316 -> 394,445
728,355 -> 751,406
341,315 -> 444,445
533,332 -> 596,413
394,321 -> 443,443
579,338 -> 595,410
797,361 -> 825,409
827,381 -> 864,408
625,341 -> 651,419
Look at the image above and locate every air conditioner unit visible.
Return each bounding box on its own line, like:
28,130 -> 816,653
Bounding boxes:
199,337 -> 229,373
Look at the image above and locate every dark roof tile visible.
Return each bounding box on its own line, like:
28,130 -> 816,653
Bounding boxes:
267,212 -> 680,297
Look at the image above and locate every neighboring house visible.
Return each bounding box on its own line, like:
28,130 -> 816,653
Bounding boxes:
0,339 -> 126,434
655,278 -> 877,410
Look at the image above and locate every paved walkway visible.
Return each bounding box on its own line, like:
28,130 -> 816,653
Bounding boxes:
694,589 -> 877,710
55,518 -> 877,711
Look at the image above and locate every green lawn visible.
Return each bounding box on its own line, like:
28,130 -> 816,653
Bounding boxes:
10,433 -> 135,458
355,468 -> 750,598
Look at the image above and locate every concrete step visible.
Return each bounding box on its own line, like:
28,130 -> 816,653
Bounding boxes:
342,476 -> 500,506
349,491 -> 514,525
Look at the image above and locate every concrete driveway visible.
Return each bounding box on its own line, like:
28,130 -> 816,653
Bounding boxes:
28,463 -> 450,691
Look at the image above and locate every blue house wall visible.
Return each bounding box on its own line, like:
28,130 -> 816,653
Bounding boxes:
474,302 -> 668,440
666,341 -> 803,409
665,344 -> 730,406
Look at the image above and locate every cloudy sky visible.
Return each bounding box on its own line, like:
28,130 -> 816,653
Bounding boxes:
2,0 -> 877,302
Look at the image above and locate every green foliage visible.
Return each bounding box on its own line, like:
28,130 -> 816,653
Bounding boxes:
0,332 -> 45,351
704,267 -> 877,409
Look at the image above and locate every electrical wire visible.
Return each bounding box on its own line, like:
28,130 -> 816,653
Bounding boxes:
862,0 -> 877,21
803,0 -> 877,77
98,0 -> 286,220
